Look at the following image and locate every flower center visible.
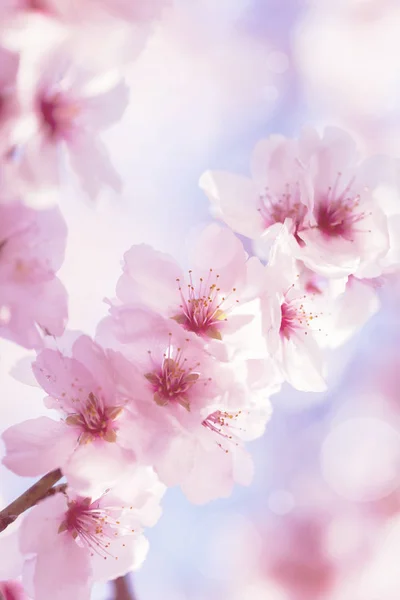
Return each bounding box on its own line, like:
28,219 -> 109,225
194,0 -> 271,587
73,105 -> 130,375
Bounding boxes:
65,392 -> 122,444
145,345 -> 201,412
280,302 -> 300,339
58,497 -> 133,559
39,92 -> 80,140
258,183 -> 307,235
172,270 -> 234,340
316,175 -> 365,240
280,299 -> 319,340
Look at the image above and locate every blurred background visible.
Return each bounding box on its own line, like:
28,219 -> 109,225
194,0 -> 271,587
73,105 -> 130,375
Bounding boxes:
2,0 -> 400,598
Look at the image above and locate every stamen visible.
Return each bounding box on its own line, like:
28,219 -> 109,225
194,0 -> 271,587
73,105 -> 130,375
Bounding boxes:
145,336 -> 204,411
258,182 -> 307,235
316,173 -> 366,240
280,296 -> 322,340
202,410 -> 244,453
39,92 -> 80,140
172,269 -> 238,339
58,497 -> 132,560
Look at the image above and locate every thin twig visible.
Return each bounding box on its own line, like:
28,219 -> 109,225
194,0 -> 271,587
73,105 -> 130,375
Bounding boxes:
112,576 -> 136,600
0,468 -> 63,533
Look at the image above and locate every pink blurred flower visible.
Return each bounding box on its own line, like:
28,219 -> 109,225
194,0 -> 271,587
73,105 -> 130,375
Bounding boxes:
18,481 -> 159,600
0,581 -> 29,600
2,335 -> 138,496
200,127 -> 389,278
115,223 -> 267,359
261,515 -> 336,600
0,201 -> 67,349
19,44 -> 129,199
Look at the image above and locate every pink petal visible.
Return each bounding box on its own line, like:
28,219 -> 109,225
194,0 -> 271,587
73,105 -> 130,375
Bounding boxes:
90,534 -> 149,583
29,277 -> 68,338
80,78 -> 129,131
2,417 -> 77,477
0,530 -> 24,581
116,244 -> 182,311
71,335 -> 116,401
199,170 -> 264,239
63,441 -> 133,497
330,278 -> 380,348
20,494 -> 67,555
32,537 -> 91,600
32,349 -> 96,410
189,223 -> 247,290
68,135 -> 121,199
281,334 -> 327,393
179,440 -> 235,504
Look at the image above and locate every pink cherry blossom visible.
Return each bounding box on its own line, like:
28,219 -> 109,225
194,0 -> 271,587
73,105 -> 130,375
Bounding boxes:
114,223 -> 267,359
18,44 -> 129,199
0,200 -> 68,349
297,128 -> 389,278
327,275 -> 380,348
18,479 -> 161,600
200,127 -> 390,278
261,226 -> 328,392
2,335 -> 140,496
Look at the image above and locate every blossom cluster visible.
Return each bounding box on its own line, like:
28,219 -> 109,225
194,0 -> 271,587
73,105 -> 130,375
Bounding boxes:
0,4 -> 399,599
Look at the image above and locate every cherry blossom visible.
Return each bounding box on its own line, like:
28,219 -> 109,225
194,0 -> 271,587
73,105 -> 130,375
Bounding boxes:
200,127 -> 390,278
114,223 -> 267,360
17,44 -> 129,199
17,475 -> 162,600
0,200 -> 68,349
2,335 -> 140,496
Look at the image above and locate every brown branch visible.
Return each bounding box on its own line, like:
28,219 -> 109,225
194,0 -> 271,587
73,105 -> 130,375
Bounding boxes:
112,576 -> 136,600
0,468 -> 63,533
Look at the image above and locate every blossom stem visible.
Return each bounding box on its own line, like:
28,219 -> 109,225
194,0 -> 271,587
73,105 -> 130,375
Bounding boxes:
112,576 -> 137,600
0,468 -> 63,533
